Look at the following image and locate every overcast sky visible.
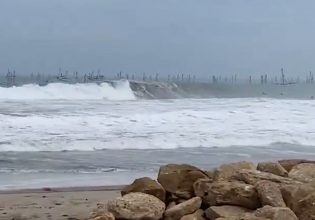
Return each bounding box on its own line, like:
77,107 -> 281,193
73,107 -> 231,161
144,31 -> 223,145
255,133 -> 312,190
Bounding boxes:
1,0 -> 315,77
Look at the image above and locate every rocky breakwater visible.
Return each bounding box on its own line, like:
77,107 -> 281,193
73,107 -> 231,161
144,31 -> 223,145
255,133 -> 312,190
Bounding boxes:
89,159 -> 315,220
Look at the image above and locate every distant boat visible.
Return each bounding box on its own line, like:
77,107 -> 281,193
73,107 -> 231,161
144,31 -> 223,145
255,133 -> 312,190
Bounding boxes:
56,73 -> 69,82
274,82 -> 297,86
87,74 -> 105,82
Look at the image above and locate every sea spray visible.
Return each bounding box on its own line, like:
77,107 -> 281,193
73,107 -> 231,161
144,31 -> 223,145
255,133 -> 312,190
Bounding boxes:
0,80 -> 136,100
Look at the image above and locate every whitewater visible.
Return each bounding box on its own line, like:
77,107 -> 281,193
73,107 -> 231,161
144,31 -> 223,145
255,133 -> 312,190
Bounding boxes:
1,97 -> 315,152
1,81 -> 315,189
0,81 -> 136,100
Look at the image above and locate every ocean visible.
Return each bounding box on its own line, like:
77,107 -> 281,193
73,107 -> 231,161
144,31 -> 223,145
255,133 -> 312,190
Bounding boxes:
1,81 -> 315,189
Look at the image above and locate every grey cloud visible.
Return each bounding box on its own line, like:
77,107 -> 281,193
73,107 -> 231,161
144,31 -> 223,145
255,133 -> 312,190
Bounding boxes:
1,0 -> 315,77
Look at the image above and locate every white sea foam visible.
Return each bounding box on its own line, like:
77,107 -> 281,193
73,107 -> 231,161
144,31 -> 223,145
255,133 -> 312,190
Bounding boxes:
0,98 -> 315,151
0,81 -> 136,100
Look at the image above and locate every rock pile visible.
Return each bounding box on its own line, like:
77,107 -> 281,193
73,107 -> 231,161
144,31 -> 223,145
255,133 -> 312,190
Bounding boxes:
89,159 -> 315,220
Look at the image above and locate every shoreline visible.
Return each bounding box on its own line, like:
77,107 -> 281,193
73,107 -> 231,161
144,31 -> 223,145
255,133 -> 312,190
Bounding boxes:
0,185 -> 122,220
0,185 -> 125,195
1,159 -> 315,219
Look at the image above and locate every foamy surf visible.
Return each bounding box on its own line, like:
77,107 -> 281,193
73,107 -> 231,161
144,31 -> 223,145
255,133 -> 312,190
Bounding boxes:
0,98 -> 315,152
0,80 -> 136,100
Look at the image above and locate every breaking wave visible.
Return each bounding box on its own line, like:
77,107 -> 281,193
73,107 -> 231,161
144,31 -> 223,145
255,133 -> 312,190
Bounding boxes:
1,80 -> 315,100
0,81 -> 136,100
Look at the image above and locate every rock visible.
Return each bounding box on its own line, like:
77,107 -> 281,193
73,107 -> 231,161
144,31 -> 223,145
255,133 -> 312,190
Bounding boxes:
205,205 -> 251,219
107,192 -> 165,220
164,197 -> 202,220
292,192 -> 315,220
214,161 -> 256,181
255,205 -> 298,220
205,169 -> 216,180
280,185 -> 297,208
194,179 -> 260,209
180,209 -> 206,220
278,159 -> 315,172
89,212 -> 115,220
167,194 -> 194,205
167,201 -> 177,209
177,198 -> 188,204
281,183 -> 314,209
235,169 -> 300,186
89,203 -> 112,220
121,177 -> 166,201
257,162 -> 288,177
255,180 -> 286,207
288,163 -> 315,182
214,213 -> 270,220
158,164 -> 208,199
281,184 -> 315,220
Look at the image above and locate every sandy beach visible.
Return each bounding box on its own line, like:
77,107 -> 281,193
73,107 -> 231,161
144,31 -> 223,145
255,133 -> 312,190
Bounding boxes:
0,186 -> 122,220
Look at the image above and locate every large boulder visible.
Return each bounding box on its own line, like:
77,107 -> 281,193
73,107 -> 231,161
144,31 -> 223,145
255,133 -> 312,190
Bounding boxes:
158,164 -> 208,199
255,206 -> 298,220
278,159 -> 315,172
164,197 -> 202,220
288,163 -> 315,182
281,184 -> 315,220
205,205 -> 251,220
194,179 -> 260,209
255,180 -> 285,207
235,169 -> 300,186
180,209 -> 205,220
214,161 -> 256,181
107,192 -> 165,220
281,183 -> 313,208
121,177 -> 166,201
292,192 -> 315,220
257,162 -> 288,177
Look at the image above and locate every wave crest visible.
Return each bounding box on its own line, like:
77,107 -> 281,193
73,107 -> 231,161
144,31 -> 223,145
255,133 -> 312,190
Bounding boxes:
0,81 -> 136,100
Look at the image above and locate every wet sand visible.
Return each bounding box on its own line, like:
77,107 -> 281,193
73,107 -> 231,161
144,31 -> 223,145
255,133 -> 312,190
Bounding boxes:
0,186 -> 123,220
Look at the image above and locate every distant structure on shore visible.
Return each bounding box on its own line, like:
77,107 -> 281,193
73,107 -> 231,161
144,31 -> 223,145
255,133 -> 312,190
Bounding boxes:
4,70 -> 16,87
0,68 -> 313,87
